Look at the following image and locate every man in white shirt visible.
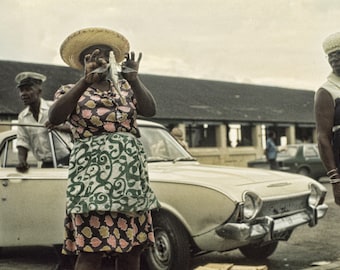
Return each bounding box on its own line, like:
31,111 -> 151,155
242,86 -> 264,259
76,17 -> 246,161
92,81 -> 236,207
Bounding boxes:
15,71 -> 71,172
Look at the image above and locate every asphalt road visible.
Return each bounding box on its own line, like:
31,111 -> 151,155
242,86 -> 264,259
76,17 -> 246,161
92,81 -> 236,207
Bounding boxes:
0,179 -> 339,270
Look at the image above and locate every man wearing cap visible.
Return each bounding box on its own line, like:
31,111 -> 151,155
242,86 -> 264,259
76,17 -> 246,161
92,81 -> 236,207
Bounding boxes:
15,71 -> 71,172
315,32 -> 340,206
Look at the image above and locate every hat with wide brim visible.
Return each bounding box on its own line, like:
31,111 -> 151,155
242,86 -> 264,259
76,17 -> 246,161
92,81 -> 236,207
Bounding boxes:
323,32 -> 340,55
60,27 -> 130,70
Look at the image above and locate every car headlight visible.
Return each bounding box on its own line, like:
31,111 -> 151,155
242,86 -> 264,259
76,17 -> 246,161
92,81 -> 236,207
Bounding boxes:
242,192 -> 262,221
308,183 -> 324,207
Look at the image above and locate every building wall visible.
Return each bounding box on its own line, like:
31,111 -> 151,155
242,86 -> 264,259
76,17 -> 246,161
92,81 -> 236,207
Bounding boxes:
182,123 -> 316,167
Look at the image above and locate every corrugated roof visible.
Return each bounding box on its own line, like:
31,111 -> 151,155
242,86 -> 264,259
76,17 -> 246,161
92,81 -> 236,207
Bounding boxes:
0,60 -> 316,124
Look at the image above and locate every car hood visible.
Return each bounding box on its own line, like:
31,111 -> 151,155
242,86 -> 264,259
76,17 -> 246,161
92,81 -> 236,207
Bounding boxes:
148,161 -> 323,202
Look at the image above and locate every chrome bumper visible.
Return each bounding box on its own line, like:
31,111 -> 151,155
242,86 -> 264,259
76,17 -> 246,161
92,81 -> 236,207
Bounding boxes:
216,204 -> 328,242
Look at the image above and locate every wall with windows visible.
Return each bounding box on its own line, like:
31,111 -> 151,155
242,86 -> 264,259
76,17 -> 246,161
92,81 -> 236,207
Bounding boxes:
166,122 -> 316,167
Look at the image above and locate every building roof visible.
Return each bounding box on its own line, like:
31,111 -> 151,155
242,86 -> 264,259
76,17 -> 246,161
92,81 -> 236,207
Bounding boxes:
0,60 -> 316,125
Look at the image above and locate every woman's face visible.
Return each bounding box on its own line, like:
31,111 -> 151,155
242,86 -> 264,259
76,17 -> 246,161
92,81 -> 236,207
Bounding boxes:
79,45 -> 112,65
328,50 -> 340,76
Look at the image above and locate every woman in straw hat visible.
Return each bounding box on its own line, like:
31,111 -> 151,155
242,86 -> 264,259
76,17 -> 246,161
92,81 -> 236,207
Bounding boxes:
49,27 -> 160,270
315,32 -> 340,206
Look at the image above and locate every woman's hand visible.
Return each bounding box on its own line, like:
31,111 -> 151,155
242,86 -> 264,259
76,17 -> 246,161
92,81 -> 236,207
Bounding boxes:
84,49 -> 108,84
121,52 -> 141,82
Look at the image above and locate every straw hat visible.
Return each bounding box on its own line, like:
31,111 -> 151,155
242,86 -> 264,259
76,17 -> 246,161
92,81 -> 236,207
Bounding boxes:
323,32 -> 340,55
60,27 -> 130,70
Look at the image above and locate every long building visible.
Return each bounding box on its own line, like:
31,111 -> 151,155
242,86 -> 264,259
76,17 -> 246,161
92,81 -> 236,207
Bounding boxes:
0,60 -> 317,166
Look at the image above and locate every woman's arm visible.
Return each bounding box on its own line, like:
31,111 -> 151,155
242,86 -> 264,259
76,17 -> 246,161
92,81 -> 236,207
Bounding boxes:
122,52 -> 156,117
49,78 -> 90,125
315,87 -> 340,206
129,77 -> 156,117
314,88 -> 336,172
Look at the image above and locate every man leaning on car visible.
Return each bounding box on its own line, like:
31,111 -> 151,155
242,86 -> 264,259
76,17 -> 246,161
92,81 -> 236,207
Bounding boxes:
15,71 -> 71,172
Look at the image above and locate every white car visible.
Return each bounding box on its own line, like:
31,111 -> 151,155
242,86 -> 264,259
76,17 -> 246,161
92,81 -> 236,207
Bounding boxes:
0,120 -> 328,270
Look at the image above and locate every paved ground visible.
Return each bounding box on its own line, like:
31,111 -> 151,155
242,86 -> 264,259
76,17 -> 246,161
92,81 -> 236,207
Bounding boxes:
301,259 -> 340,270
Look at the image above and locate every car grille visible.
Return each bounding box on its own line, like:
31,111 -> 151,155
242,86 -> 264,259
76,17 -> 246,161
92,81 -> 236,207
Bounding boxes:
258,195 -> 308,217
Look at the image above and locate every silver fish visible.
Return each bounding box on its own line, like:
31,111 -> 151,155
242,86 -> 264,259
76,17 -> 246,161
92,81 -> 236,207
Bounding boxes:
107,51 -> 121,90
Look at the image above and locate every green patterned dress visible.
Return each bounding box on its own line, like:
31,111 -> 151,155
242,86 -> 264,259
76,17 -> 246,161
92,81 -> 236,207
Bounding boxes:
54,80 -> 160,254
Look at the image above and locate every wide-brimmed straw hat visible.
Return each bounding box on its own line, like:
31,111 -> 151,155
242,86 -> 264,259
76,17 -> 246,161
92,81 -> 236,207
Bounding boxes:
323,32 -> 340,55
60,27 -> 130,70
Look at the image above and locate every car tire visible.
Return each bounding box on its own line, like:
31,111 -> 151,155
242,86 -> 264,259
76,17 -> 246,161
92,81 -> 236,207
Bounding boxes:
298,167 -> 310,177
239,241 -> 279,260
142,211 -> 191,270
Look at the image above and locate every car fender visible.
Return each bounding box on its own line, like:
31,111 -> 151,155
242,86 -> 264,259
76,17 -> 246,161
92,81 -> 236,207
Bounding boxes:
152,202 -> 193,235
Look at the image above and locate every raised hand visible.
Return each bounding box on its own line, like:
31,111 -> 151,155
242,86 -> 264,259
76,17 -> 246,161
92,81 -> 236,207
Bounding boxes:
121,52 -> 142,82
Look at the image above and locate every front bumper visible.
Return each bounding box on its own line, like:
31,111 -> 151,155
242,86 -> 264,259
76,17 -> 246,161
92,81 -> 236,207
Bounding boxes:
216,204 -> 328,242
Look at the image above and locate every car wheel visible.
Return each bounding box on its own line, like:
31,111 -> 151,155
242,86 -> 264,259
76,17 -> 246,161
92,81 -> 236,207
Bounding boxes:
239,241 -> 278,260
142,212 -> 191,270
298,167 -> 310,177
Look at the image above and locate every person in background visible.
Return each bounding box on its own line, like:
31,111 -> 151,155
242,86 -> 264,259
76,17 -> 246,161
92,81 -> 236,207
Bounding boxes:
48,27 -> 160,270
265,130 -> 278,170
15,72 -> 71,172
314,32 -> 340,206
171,127 -> 189,151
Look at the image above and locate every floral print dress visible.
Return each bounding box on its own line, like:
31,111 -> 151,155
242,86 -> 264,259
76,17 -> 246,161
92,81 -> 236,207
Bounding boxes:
54,80 -> 160,254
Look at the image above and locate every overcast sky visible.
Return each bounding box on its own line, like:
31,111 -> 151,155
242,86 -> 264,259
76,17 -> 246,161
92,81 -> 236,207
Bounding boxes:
1,0 -> 340,90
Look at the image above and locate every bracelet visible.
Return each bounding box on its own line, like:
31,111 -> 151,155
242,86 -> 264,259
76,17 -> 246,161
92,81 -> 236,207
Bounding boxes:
327,168 -> 340,183
329,172 -> 339,179
327,168 -> 338,176
330,178 -> 340,184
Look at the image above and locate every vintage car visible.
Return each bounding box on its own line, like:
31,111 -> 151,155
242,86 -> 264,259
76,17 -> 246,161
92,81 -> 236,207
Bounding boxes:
0,121 -> 328,270
247,144 -> 326,180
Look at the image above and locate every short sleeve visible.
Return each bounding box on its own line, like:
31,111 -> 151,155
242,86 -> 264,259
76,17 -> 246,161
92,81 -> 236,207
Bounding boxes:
54,84 -> 74,100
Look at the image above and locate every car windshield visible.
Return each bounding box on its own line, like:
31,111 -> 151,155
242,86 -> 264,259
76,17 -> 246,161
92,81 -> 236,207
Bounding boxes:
278,145 -> 298,157
139,126 -> 194,162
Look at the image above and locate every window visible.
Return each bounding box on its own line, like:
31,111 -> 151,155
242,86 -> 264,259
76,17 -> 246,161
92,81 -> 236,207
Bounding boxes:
0,136 -> 37,168
186,123 -> 217,147
296,127 -> 314,143
227,123 -> 253,147
0,130 -> 71,169
304,145 -> 318,158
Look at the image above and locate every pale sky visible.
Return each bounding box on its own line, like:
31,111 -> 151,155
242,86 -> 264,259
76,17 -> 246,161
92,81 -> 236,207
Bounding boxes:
1,0 -> 340,90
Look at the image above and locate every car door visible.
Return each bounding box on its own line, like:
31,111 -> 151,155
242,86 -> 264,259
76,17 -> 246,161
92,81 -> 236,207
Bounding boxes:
303,145 -> 325,177
0,133 -> 68,247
